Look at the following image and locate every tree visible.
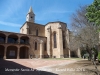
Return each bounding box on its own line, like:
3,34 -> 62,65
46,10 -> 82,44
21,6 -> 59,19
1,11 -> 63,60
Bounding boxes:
86,0 -> 100,26
69,31 -> 78,50
69,31 -> 79,57
70,5 -> 99,75
70,6 -> 99,58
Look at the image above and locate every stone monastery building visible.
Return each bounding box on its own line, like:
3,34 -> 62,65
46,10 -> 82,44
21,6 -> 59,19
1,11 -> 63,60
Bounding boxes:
0,7 -> 71,59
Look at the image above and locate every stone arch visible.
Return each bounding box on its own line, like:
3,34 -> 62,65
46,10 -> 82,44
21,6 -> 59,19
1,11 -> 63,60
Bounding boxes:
0,45 -> 5,59
35,27 -> 40,30
20,36 -> 29,44
0,33 -> 6,43
0,32 -> 6,36
6,46 -> 18,59
8,34 -> 18,44
53,31 -> 57,34
20,45 -> 29,48
33,39 -> 40,43
20,46 -> 29,59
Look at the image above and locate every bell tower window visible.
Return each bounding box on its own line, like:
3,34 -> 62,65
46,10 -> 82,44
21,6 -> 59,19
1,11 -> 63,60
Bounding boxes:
31,16 -> 33,18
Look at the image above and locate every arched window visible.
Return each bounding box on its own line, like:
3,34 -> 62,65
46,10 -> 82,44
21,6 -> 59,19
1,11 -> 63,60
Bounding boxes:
36,29 -> 38,36
0,37 -> 5,43
54,32 -> 57,48
35,42 -> 37,50
63,31 -> 65,49
8,38 -> 16,43
44,43 -> 46,51
63,36 -> 65,49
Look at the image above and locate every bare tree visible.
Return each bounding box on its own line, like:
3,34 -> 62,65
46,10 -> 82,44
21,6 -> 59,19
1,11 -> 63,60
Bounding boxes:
69,31 -> 79,50
70,5 -> 99,74
70,5 -> 99,58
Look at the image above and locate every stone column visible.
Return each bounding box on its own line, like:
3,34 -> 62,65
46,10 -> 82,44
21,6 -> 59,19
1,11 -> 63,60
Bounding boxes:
58,25 -> 64,58
5,36 -> 8,43
69,49 -> 71,58
18,37 -> 20,44
47,26 -> 51,58
17,48 -> 20,59
65,29 -> 71,58
66,29 -> 69,45
3,46 -> 7,59
40,40 -> 43,58
77,47 -> 81,58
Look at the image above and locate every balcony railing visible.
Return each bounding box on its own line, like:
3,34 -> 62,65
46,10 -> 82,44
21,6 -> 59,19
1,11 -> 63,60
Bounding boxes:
0,41 -> 29,45
7,41 -> 19,44
20,42 -> 29,45
0,41 -> 5,44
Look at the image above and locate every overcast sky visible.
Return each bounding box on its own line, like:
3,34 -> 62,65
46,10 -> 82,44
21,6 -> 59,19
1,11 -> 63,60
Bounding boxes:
0,0 -> 93,33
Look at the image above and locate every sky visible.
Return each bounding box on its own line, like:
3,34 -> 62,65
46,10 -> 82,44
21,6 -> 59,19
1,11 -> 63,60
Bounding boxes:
0,0 -> 94,33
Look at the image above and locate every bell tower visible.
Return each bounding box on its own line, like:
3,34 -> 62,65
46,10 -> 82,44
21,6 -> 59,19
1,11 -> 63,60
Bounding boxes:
26,6 -> 35,22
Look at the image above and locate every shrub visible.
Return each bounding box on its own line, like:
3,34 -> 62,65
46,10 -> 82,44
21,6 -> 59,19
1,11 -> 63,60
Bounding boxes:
81,50 -> 87,57
97,52 -> 100,62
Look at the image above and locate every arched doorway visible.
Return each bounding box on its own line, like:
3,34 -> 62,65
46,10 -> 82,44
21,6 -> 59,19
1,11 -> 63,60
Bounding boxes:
20,46 -> 29,59
6,46 -> 17,59
0,45 -> 4,59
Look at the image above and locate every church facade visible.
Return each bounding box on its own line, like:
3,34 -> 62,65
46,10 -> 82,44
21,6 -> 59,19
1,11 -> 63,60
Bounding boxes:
0,7 -> 71,59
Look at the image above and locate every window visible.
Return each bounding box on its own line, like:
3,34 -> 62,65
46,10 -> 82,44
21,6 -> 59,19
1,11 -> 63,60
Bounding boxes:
36,29 -> 38,36
44,43 -> 46,51
31,16 -> 33,18
20,39 -> 25,44
54,32 -> 57,48
35,42 -> 37,50
63,36 -> 65,49
8,38 -> 16,43
0,37 -> 5,43
63,31 -> 65,49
